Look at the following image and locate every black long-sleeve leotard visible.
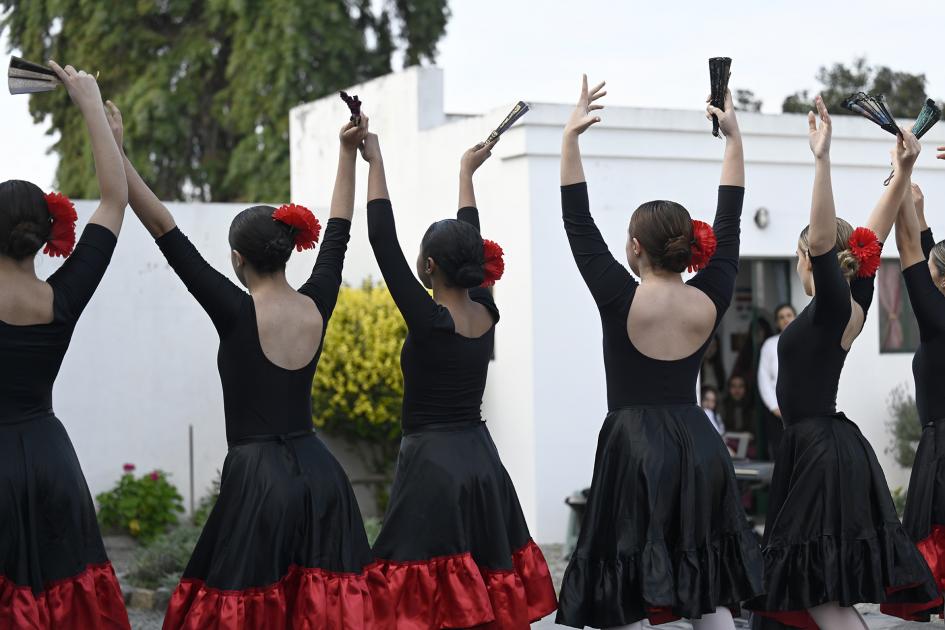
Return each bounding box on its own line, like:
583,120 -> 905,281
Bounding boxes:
560,182 -> 744,409
776,246 -> 877,423
0,224 -> 117,423
366,201 -> 498,430
154,218 -> 350,443
906,228 -> 945,425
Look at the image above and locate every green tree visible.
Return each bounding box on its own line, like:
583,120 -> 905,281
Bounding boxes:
734,89 -> 762,113
312,279 -> 406,511
782,58 -> 932,118
885,383 -> 921,469
1,0 -> 449,201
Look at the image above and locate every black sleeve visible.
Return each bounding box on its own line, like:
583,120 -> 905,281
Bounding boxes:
298,218 -> 351,322
808,247 -> 852,327
155,227 -> 246,336
687,186 -> 744,324
47,223 -> 117,323
367,199 -> 437,333
561,183 -> 637,311
921,228 -> 936,260
457,205 -> 499,322
903,261 -> 945,341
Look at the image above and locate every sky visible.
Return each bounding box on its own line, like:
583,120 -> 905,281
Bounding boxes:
3,0 -> 945,190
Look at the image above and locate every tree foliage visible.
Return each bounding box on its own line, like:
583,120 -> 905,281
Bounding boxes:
312,279 -> 406,508
885,383 -> 921,469
0,0 -> 449,201
734,89 -> 762,113
782,58 -> 932,118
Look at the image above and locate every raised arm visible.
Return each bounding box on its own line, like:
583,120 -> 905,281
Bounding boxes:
896,180 -> 925,271
297,117 -> 366,320
865,129 -> 920,243
706,88 -> 744,187
104,102 -> 176,238
806,96 -> 838,257
912,184 -> 936,258
688,90 -> 744,316
559,76 -> 635,310
49,62 -> 127,236
459,140 -> 497,210
362,134 -> 437,332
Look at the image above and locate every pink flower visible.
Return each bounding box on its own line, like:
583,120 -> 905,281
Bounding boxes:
123,463 -> 136,473
149,471 -> 160,482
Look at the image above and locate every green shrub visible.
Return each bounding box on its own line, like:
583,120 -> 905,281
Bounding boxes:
885,384 -> 922,469
128,525 -> 202,590
364,517 -> 382,546
192,472 -> 221,527
312,280 -> 406,511
96,465 -> 185,542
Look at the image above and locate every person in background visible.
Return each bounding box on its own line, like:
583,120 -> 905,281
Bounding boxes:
701,333 -> 727,391
720,374 -> 753,434
701,385 -> 724,434
757,303 -> 796,459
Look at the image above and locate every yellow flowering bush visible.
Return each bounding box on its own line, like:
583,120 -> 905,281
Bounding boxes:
312,280 -> 406,508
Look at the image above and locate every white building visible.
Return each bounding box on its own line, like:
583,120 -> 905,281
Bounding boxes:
42,65 -> 944,546
291,66 -> 945,543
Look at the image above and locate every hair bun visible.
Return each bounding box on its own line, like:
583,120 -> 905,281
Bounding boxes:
661,233 -> 693,273
837,249 -> 860,281
8,221 -> 48,260
453,262 -> 486,289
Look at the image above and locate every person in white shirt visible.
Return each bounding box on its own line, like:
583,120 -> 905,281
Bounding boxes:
757,303 -> 796,458
701,385 -> 724,434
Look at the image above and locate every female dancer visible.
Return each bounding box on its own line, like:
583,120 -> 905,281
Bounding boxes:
882,179 -> 945,614
105,104 -> 392,628
364,131 -> 558,628
748,97 -> 940,628
0,63 -> 130,628
555,75 -> 764,630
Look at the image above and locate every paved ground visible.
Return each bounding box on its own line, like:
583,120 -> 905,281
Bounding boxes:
115,540 -> 944,629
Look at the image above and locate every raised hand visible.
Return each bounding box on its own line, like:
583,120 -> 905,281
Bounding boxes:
105,100 -> 124,151
892,128 -> 921,171
564,74 -> 605,137
340,114 -> 369,152
360,132 -> 382,164
912,182 -> 925,215
706,88 -> 739,138
48,61 -> 104,115
808,95 -> 832,160
460,140 -> 497,176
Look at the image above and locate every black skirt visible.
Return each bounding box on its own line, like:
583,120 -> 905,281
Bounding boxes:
0,414 -> 129,629
882,417 -> 945,619
372,420 -> 558,629
749,413 -> 942,627
556,405 -> 765,628
163,430 -> 393,629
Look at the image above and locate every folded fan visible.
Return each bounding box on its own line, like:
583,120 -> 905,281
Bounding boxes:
882,98 -> 941,185
485,101 -> 529,144
8,56 -> 60,95
912,98 -> 941,139
339,91 -> 361,125
709,57 -> 732,138
841,92 -> 900,136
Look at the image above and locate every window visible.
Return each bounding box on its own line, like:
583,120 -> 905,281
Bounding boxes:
878,260 -> 920,353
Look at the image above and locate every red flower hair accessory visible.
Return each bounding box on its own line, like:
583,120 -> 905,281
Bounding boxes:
43,192 -> 78,258
481,239 -> 505,288
848,226 -> 881,278
272,203 -> 321,251
688,219 -> 717,272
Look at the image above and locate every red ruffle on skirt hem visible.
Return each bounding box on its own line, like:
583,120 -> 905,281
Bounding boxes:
0,561 -> 129,630
378,539 -> 557,630
162,562 -> 393,630
880,524 -> 945,621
